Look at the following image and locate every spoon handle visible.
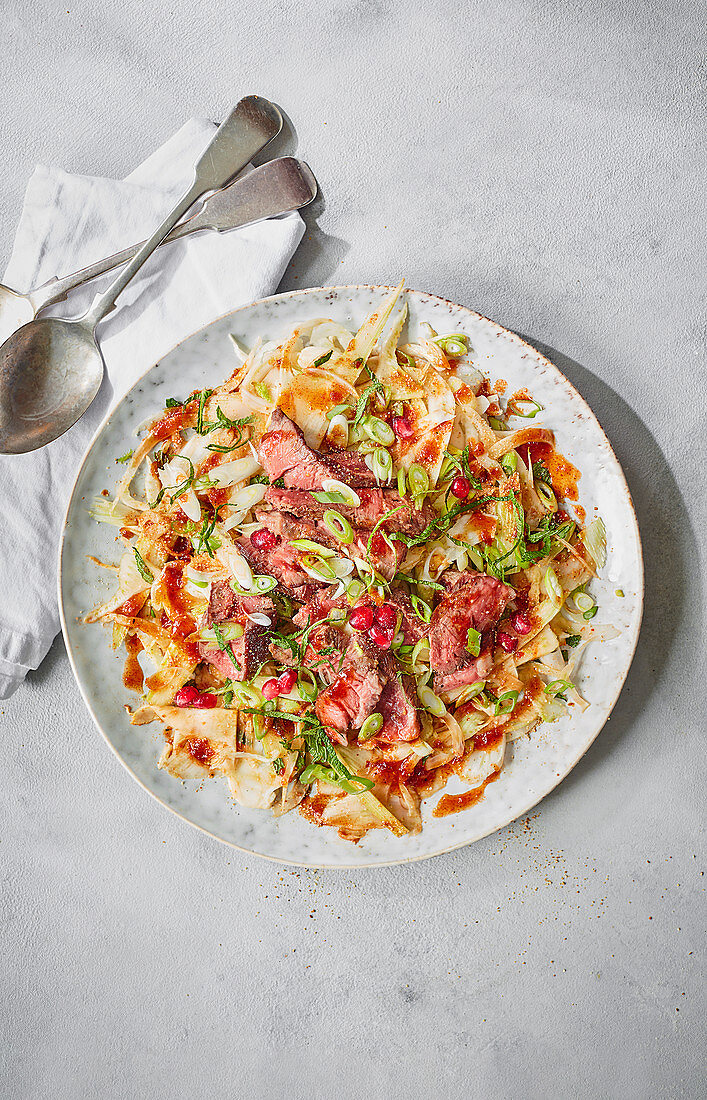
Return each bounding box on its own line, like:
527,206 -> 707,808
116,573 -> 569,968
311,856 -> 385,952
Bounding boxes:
28,158 -> 314,315
82,98 -> 282,328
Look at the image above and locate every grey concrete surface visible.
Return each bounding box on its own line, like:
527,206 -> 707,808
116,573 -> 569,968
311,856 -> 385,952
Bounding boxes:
1,2 -> 705,1098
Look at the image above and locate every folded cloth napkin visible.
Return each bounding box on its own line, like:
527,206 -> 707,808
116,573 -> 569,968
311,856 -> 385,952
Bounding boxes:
0,118 -> 304,698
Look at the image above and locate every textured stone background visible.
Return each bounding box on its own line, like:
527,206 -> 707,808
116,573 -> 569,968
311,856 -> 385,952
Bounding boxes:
1,2 -> 705,1097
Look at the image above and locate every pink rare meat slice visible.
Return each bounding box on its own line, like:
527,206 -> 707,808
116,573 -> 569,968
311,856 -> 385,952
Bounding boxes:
198,582 -> 276,681
315,636 -> 386,745
258,408 -> 377,489
429,572 -> 513,694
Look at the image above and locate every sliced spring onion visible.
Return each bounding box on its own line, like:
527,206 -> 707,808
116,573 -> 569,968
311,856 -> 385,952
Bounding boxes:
494,690 -> 519,716
509,398 -> 543,418
408,464 -> 429,498
230,552 -> 253,592
544,565 -> 563,606
371,447 -> 392,484
300,763 -> 336,785
297,670 -> 318,701
500,451 -> 518,475
325,403 -> 351,421
311,490 -> 348,504
536,481 -> 557,511
488,416 -> 507,431
418,684 -> 446,717
301,555 -> 337,582
615,588 -> 625,598
397,467 -> 407,497
434,333 -> 469,357
246,613 -> 272,627
254,381 -> 272,402
290,538 -> 336,557
359,712 -> 383,741
313,350 -> 333,368
574,591 -> 595,614
361,416 -> 395,446
231,682 -> 264,706
544,679 -> 573,696
346,579 -> 365,602
411,638 -> 430,667
322,477 -> 362,506
252,574 -> 277,594
457,680 -> 486,704
466,627 -> 481,656
410,594 -> 432,623
200,623 -> 244,642
583,606 -> 598,620
322,510 -> 354,543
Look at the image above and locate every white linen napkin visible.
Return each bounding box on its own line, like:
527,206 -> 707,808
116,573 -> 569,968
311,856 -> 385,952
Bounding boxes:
0,118 -> 305,698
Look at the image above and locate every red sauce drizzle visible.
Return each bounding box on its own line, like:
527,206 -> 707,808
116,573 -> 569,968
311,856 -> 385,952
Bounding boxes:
526,442 -> 581,502
433,770 -> 500,818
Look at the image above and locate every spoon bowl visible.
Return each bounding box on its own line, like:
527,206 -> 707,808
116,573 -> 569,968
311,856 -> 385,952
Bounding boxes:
0,318 -> 101,452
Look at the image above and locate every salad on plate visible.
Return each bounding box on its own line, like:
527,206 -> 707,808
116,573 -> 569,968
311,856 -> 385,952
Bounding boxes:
87,283 -> 608,841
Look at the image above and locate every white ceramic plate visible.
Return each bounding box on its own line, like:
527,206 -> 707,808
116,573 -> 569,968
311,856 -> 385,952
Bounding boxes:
59,286 -> 643,868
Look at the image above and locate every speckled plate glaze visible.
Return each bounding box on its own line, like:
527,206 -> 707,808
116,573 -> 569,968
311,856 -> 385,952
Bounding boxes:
59,286 -> 643,868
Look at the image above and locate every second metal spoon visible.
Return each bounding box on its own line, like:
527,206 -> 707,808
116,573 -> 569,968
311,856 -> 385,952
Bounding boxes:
0,157 -> 315,346
0,99 -> 282,454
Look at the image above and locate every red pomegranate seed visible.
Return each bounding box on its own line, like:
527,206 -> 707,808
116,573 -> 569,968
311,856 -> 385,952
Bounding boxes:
251,527 -> 278,551
192,692 -> 218,709
392,416 -> 414,439
511,612 -> 532,635
175,684 -> 200,707
277,668 -> 297,694
349,605 -> 375,631
369,623 -> 392,649
262,678 -> 281,700
497,631 -> 518,653
451,475 -> 471,499
374,603 -> 396,629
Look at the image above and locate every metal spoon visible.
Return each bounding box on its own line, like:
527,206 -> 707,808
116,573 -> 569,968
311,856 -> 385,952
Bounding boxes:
0,156 -> 316,346
0,96 -> 283,454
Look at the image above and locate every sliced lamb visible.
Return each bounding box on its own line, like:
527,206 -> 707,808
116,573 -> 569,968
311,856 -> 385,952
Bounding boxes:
198,624 -> 270,682
270,622 -> 347,685
352,530 -> 405,582
292,586 -> 347,628
258,408 -> 377,489
237,533 -> 312,595
265,486 -> 434,537
386,588 -> 429,645
208,581 -> 275,625
376,654 -> 421,743
315,637 -> 386,744
429,572 -> 513,694
200,581 -> 276,681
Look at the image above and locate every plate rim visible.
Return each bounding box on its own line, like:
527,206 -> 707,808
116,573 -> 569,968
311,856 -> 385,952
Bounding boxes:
57,283 -> 645,868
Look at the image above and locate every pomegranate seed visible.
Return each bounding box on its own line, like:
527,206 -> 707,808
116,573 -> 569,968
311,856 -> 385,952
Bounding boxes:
349,605 -> 375,631
175,684 -> 200,707
192,692 -> 218,709
262,678 -> 281,700
374,603 -> 396,629
369,623 -> 392,649
277,668 -> 297,694
511,612 -> 532,635
251,527 -> 278,551
450,476 -> 471,500
392,416 -> 414,439
497,631 -> 518,653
